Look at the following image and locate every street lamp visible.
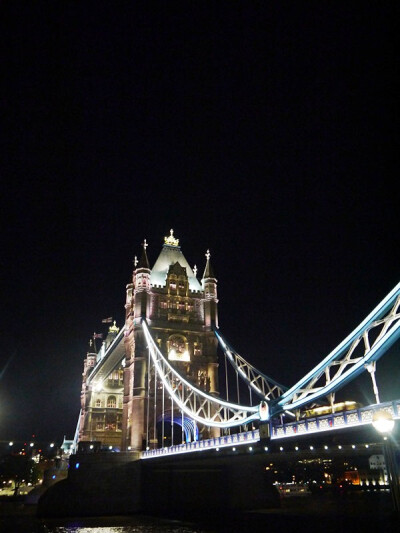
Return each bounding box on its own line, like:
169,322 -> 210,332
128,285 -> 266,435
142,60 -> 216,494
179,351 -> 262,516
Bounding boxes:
372,410 -> 399,513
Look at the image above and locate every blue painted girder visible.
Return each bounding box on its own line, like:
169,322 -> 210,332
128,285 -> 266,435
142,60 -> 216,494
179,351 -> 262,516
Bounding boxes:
272,281 -> 400,414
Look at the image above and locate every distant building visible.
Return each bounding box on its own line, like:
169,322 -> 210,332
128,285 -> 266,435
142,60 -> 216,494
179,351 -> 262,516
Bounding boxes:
78,231 -> 220,450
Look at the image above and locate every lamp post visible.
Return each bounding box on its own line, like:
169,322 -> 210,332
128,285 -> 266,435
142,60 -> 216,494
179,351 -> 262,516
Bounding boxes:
372,410 -> 399,513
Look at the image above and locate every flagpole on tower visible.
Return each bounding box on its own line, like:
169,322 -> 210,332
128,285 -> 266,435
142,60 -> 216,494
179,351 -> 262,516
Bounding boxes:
92,332 -> 103,352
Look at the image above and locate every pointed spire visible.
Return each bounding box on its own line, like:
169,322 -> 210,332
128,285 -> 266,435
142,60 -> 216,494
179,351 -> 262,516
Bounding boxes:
193,264 -> 198,278
202,249 -> 215,279
137,239 -> 150,269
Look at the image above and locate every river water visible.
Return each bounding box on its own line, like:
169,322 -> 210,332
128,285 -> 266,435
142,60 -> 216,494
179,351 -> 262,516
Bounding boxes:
1,492 -> 398,533
0,511 -> 211,533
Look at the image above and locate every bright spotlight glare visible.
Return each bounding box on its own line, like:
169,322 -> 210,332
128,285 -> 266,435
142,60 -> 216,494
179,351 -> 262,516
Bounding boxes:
372,411 -> 395,434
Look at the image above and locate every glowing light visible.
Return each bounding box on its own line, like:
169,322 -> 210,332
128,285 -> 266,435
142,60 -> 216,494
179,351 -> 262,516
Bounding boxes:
324,445 -> 328,450
75,463 -> 80,469
280,446 -> 284,451
259,401 -> 269,421
50,443 -> 54,448
372,410 -> 395,434
8,442 -> 13,446
264,446 -> 269,451
309,446 -> 314,450
295,446 -> 299,451
249,446 -> 253,451
232,447 -> 236,451
30,442 -> 34,447
338,445 -> 342,449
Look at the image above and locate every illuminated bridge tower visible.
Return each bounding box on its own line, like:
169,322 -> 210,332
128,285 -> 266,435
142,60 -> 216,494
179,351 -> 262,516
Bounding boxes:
79,322 -> 123,447
122,230 -> 220,451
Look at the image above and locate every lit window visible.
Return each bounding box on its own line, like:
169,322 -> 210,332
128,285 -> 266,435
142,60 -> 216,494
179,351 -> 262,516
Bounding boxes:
168,334 -> 190,361
107,396 -> 117,408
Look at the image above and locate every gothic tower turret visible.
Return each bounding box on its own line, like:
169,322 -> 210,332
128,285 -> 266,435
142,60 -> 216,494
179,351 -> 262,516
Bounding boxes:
202,249 -> 219,329
122,240 -> 151,451
133,240 -> 151,320
78,340 -> 97,442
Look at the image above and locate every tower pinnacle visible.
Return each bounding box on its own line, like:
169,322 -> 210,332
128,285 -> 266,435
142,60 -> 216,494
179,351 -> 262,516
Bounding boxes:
137,239 -> 150,269
164,229 -> 179,247
203,249 -> 215,279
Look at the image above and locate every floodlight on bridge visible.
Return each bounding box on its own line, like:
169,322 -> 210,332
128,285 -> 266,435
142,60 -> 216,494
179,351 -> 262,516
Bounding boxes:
372,410 -> 395,435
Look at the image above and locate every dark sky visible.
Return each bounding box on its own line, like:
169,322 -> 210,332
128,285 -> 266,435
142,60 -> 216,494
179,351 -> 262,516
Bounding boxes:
1,3 -> 398,442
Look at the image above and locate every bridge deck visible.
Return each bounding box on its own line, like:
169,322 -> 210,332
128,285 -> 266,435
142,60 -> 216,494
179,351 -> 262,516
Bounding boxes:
141,399 -> 399,459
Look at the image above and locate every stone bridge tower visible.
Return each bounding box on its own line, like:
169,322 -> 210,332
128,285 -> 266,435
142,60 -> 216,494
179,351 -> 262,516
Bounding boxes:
122,230 -> 219,451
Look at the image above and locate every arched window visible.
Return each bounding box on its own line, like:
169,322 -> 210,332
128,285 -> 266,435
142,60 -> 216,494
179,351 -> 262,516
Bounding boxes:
168,334 -> 190,361
95,399 -> 101,407
107,395 -> 116,408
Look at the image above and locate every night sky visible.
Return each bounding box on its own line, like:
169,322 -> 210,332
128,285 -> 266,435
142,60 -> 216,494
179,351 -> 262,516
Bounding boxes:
1,3 -> 398,443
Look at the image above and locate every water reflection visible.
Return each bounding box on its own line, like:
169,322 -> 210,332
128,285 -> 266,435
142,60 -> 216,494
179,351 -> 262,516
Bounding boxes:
41,521 -> 208,533
0,511 -> 209,533
43,524 -> 202,533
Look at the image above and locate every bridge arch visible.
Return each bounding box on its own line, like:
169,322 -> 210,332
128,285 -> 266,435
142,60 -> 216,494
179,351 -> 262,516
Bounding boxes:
156,412 -> 199,445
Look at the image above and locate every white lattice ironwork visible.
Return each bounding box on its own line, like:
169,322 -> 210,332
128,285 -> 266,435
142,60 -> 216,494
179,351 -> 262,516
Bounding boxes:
215,330 -> 286,400
277,282 -> 400,413
142,320 -> 259,428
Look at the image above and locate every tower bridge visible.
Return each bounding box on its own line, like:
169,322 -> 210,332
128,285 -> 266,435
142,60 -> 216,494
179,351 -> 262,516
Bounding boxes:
39,230 -> 400,518
77,230 -> 400,455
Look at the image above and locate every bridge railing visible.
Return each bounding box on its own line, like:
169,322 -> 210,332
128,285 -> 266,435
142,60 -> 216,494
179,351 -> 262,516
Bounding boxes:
141,429 -> 260,459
